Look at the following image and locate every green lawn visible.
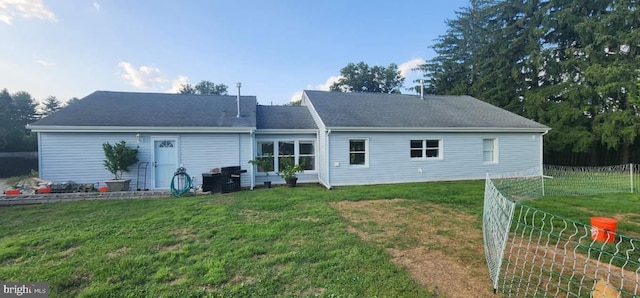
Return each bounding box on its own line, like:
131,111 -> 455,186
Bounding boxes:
0,181 -> 485,298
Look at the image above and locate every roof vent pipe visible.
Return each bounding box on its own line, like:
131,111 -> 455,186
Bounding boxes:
420,79 -> 424,100
236,82 -> 241,118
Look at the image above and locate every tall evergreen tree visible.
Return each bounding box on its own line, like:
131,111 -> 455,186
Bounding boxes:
40,96 -> 62,116
0,89 -> 37,151
423,0 -> 640,164
420,0 -> 495,96
0,89 -> 13,150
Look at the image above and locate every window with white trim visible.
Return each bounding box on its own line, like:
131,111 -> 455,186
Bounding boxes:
255,140 -> 315,172
257,141 -> 275,172
278,141 -> 295,170
298,141 -> 315,170
483,138 -> 498,163
349,139 -> 368,166
410,139 -> 442,159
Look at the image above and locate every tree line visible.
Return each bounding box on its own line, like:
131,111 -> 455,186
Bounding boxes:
0,89 -> 73,152
420,0 -> 640,165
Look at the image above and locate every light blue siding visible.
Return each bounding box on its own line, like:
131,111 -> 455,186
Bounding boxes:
327,132 -> 543,186
39,132 -> 146,188
39,132 -> 253,189
180,133 -> 253,188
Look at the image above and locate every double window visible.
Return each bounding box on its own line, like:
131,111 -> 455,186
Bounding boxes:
410,139 -> 442,159
256,140 -> 315,172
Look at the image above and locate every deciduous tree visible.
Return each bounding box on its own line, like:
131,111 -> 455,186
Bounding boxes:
178,80 -> 228,95
330,62 -> 404,94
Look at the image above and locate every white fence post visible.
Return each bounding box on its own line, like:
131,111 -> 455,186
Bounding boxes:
631,163 -> 634,194
541,165 -> 545,196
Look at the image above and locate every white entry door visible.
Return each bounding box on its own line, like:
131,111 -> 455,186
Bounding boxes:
153,138 -> 178,189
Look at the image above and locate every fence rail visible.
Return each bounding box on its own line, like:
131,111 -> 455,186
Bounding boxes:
484,165 -> 640,297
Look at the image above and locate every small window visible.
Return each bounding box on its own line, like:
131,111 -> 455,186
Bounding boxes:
349,139 -> 367,166
299,142 -> 315,171
410,139 -> 441,159
483,139 -> 497,163
425,140 -> 440,158
410,140 -> 423,158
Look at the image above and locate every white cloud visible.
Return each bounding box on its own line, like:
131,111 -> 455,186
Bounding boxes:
398,58 -> 425,78
166,75 -> 189,93
36,59 -> 55,67
289,91 -> 303,103
117,61 -> 169,89
0,0 -> 57,25
288,75 -> 341,102
93,2 -> 100,12
312,75 -> 341,91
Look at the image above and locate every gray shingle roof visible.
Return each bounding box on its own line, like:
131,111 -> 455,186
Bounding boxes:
30,91 -> 257,128
304,90 -> 549,130
256,105 -> 317,129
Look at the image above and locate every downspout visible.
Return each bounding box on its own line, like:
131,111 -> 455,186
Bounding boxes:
540,130 -> 549,173
37,131 -> 42,178
325,129 -> 332,189
540,130 -> 549,196
250,129 -> 255,190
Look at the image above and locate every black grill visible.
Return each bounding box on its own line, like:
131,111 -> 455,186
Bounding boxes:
202,166 -> 246,193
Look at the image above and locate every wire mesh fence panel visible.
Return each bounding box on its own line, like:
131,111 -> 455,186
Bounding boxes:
497,204 -> 640,297
490,167 -> 545,202
484,175 -> 517,291
483,166 -> 640,297
543,164 -> 634,197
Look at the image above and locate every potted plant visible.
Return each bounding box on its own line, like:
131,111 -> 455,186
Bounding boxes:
103,140 -> 139,191
248,153 -> 273,188
277,155 -> 304,187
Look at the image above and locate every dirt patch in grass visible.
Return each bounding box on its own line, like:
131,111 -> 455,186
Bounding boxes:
296,216 -> 322,222
169,275 -> 186,285
60,246 -> 81,256
240,209 -> 271,223
300,286 -> 326,297
106,246 -> 127,258
171,227 -> 198,240
331,199 -> 495,298
229,274 -> 258,285
161,243 -> 183,251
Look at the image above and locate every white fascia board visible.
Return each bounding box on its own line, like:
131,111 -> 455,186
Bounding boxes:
27,125 -> 256,133
327,126 -> 550,133
254,129 -> 319,135
301,91 -> 328,129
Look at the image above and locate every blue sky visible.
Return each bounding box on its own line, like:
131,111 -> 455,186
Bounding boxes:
1,0 -> 469,105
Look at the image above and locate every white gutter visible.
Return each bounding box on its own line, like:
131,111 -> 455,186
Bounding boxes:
27,125 -> 255,133
325,126 -> 550,133
254,129 -> 319,135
